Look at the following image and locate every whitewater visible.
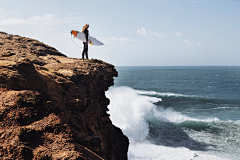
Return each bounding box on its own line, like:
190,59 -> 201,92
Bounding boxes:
106,66 -> 240,160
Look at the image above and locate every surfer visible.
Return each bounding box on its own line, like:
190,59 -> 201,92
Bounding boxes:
82,24 -> 89,60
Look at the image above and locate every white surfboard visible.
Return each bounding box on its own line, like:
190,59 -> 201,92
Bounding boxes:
71,30 -> 104,45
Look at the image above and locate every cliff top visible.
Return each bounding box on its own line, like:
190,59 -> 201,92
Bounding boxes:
0,31 -> 117,90
0,31 -> 115,78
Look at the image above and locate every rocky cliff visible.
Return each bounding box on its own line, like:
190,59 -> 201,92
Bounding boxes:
0,31 -> 129,160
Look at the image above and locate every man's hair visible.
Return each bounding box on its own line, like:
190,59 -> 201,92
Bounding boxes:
82,24 -> 89,33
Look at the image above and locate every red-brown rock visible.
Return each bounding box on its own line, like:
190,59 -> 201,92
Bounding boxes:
0,31 -> 129,160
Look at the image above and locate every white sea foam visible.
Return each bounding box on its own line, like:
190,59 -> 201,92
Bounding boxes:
106,87 -> 191,159
234,120 -> 240,125
128,142 -> 195,160
106,86 -> 226,160
106,86 -> 160,143
137,89 -> 222,123
136,90 -> 194,97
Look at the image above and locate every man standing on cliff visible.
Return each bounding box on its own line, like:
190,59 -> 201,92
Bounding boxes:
82,24 -> 89,60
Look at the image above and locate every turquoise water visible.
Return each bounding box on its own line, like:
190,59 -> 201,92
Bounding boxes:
106,66 -> 240,160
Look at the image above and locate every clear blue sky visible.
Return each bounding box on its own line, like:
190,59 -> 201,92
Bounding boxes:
1,0 -> 240,66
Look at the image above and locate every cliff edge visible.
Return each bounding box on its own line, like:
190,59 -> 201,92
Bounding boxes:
0,31 -> 129,160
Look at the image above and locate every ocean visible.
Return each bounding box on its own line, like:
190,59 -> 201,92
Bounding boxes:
106,66 -> 240,160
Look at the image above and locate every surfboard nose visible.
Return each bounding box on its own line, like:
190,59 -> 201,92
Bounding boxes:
71,30 -> 78,37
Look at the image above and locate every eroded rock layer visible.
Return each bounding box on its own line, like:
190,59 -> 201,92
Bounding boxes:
0,31 -> 129,160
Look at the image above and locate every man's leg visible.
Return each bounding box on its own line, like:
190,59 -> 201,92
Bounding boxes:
86,45 -> 89,59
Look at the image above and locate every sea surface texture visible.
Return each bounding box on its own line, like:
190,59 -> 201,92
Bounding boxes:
106,66 -> 240,160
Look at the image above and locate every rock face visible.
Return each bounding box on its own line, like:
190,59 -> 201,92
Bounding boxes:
0,31 -> 129,160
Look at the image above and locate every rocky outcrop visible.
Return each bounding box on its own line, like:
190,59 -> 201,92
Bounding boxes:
0,31 -> 129,160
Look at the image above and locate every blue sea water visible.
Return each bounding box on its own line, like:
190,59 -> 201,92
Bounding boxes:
106,66 -> 240,160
